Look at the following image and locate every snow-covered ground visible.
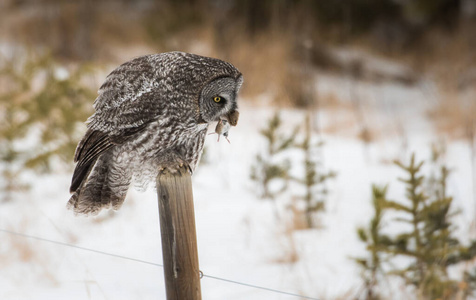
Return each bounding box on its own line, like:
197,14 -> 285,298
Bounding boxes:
1,66 -> 475,300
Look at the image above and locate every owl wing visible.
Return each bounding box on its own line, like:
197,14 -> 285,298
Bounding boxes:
88,55 -> 165,133
70,122 -> 150,193
70,56 -> 165,193
70,129 -> 111,193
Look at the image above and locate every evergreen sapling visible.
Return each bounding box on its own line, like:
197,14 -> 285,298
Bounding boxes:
250,112 -> 298,200
0,53 -> 94,200
356,153 -> 476,299
294,114 -> 336,228
354,185 -> 390,300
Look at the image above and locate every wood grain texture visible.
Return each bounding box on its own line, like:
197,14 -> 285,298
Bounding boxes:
157,167 -> 201,300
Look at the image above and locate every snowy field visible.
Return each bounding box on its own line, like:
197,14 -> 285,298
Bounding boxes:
0,69 -> 474,300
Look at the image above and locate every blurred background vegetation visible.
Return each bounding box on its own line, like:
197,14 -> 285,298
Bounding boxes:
0,0 -> 474,173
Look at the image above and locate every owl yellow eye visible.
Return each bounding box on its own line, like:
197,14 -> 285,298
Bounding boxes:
213,96 -> 222,103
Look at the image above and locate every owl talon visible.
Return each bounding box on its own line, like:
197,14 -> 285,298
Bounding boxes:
178,162 -> 192,175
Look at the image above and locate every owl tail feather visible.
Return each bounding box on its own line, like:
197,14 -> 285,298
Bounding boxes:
67,152 -> 131,216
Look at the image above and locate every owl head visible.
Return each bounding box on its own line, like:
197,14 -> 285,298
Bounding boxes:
199,74 -> 243,126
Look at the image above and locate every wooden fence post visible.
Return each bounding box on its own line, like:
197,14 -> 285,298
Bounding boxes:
156,166 -> 202,300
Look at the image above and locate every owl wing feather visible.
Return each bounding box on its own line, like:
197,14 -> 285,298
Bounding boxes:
70,130 -> 112,193
88,56 -> 164,134
73,129 -> 110,163
70,57 -> 161,194
70,55 -> 177,194
70,122 -> 152,193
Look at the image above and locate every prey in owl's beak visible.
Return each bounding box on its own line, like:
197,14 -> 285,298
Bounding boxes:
211,110 -> 238,143
209,109 -> 238,143
224,110 -> 239,126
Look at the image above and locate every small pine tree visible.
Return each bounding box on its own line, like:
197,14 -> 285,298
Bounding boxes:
0,54 -> 38,200
356,153 -> 476,299
250,112 -> 298,200
0,52 -> 94,200
463,267 -> 476,299
354,185 -> 390,300
0,95 -> 31,201
294,114 -> 336,228
385,154 -> 463,298
22,57 -> 95,170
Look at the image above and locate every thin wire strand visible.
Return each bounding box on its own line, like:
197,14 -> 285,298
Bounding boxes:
201,273 -> 319,300
0,229 -> 320,300
0,229 -> 163,268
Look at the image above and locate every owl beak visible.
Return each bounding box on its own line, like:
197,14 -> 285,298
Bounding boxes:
226,110 -> 239,126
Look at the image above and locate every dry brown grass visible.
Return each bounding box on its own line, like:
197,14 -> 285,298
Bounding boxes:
0,221 -> 59,286
268,197 -> 308,264
271,223 -> 300,265
427,26 -> 476,141
407,21 -> 476,141
317,92 -> 381,143
224,31 -> 294,103
429,97 -> 476,140
288,196 -> 312,231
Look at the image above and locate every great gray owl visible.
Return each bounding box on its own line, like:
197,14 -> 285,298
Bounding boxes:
68,51 -> 243,215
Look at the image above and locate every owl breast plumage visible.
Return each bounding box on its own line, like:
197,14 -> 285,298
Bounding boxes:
68,51 -> 243,215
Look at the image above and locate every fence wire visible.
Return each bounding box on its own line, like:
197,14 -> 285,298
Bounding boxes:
0,228 -> 320,300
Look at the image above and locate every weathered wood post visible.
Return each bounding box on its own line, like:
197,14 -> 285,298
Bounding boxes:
156,166 -> 202,300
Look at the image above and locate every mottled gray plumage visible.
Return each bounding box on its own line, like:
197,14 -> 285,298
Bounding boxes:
68,51 -> 243,215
